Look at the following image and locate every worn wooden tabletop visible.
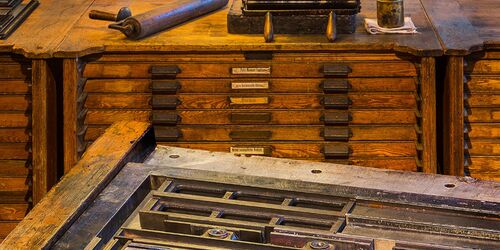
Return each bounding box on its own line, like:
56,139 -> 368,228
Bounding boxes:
54,0 -> 442,57
0,0 -> 95,58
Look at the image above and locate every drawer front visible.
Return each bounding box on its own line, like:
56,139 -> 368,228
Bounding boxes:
465,60 -> 500,75
85,78 -> 417,94
157,142 -> 417,158
466,157 -> 500,181
466,139 -> 500,156
85,110 -> 417,126
83,61 -> 417,79
79,52 -> 423,172
0,56 -> 32,235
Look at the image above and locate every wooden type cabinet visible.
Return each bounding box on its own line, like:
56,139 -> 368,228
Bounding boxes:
0,0 -> 95,242
58,0 -> 441,174
422,0 -> 500,181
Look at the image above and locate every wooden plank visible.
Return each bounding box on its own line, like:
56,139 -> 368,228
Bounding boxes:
0,64 -> 29,79
467,140 -> 500,156
468,123 -> 500,139
0,160 -> 29,177
0,121 -> 154,249
0,178 -> 29,192
0,96 -> 30,111
0,204 -> 29,221
85,93 -> 417,110
420,0 -> 484,55
466,77 -> 500,92
0,80 -> 30,94
466,60 -> 500,74
0,113 -> 30,128
31,60 -> 58,205
468,108 -> 500,122
85,110 -> 417,125
0,143 -> 29,160
84,78 -> 417,94
443,56 -> 464,176
82,62 -> 418,79
0,129 -> 30,143
468,157 -> 500,181
420,57 -> 437,173
468,94 -> 500,107
158,142 -> 417,158
63,59 -> 79,173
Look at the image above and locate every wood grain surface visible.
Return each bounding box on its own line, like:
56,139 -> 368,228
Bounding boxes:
54,0 -> 442,57
0,121 -> 153,249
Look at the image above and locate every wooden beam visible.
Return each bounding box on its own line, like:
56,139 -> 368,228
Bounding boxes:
31,59 -> 58,204
63,59 -> 79,173
0,121 -> 154,249
443,56 -> 465,176
420,57 -> 437,173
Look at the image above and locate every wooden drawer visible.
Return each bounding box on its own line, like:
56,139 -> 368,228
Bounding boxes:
85,78 -> 417,94
465,76 -> 500,92
467,108 -> 500,122
86,93 -> 417,110
121,125 -> 417,142
85,110 -> 417,126
0,95 -> 31,111
465,60 -> 500,75
466,139 -> 500,156
467,123 -> 500,139
467,93 -> 500,107
0,63 -> 30,79
83,61 -> 417,79
467,157 -> 500,181
157,142 -> 417,158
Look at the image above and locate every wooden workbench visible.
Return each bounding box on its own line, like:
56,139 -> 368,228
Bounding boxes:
56,0 -> 442,175
0,0 -> 95,241
422,0 -> 500,181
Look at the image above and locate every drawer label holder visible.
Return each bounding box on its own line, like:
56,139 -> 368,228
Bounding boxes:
230,146 -> 272,156
232,67 -> 271,75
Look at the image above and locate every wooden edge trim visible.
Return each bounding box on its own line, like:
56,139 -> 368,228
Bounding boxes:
0,121 -> 155,250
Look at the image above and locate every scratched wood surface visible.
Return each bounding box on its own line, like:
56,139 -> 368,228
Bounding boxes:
0,121 -> 153,249
54,0 -> 442,57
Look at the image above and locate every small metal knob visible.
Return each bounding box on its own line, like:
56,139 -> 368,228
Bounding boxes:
207,228 -> 229,238
309,240 -> 332,250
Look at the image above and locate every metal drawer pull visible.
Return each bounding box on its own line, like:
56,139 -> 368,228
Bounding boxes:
323,144 -> 350,158
231,81 -> 269,90
231,112 -> 271,124
150,65 -> 181,79
322,127 -> 351,141
322,96 -> 350,109
152,112 -> 180,125
230,146 -> 272,156
230,131 -> 272,140
151,80 -> 180,93
152,96 -> 180,109
322,111 -> 350,125
154,127 -> 182,142
231,67 -> 271,75
323,65 -> 352,77
321,79 -> 350,93
230,97 -> 269,105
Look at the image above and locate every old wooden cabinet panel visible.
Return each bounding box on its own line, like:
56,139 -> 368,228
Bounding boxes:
58,0 -> 441,174
422,0 -> 500,181
0,0 -> 95,242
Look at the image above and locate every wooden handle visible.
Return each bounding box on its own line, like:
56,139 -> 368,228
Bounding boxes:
154,126 -> 181,142
89,7 -> 131,21
229,131 -> 272,140
323,144 -> 350,159
264,12 -> 274,43
326,11 -> 337,42
152,96 -> 180,109
230,112 -> 271,124
151,80 -> 180,93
